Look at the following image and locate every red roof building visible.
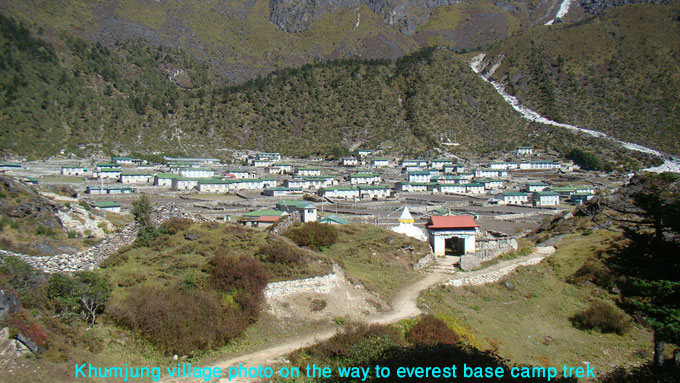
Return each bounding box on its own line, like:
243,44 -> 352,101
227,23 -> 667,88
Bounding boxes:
426,215 -> 479,229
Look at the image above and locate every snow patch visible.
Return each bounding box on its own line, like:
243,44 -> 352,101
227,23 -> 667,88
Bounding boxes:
545,0 -> 572,25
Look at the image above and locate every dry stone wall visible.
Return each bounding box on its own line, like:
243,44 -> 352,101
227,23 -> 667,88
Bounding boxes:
444,256 -> 544,287
264,264 -> 343,298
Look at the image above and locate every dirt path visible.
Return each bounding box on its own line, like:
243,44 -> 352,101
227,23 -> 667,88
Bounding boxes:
165,246 -> 556,383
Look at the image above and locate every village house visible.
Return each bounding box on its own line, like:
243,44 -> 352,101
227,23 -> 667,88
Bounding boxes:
533,191 -> 560,206
464,183 -> 485,194
489,162 -> 518,170
93,168 -> 123,180
430,158 -> 454,170
457,172 -> 475,181
519,161 -> 561,170
442,164 -> 465,173
341,157 -> 358,166
165,157 -> 220,165
525,182 -> 550,192
224,169 -> 250,179
318,186 -> 360,199
371,157 -> 390,167
426,215 -> 480,256
0,162 -> 21,171
295,167 -> 322,177
395,182 -> 431,193
431,175 -> 466,184
95,163 -> 119,171
284,176 -> 333,190
276,200 -> 318,222
402,159 -> 427,167
179,168 -> 215,178
93,201 -> 121,213
61,166 -> 88,176
252,159 -> 273,167
256,152 -> 281,161
408,171 -> 432,183
478,179 -> 504,190
350,172 -> 381,185
172,177 -> 201,191
497,192 -> 529,205
267,163 -> 292,174
112,157 -> 135,165
474,168 -> 508,178
436,184 -> 466,194
86,186 -> 132,195
197,179 -> 233,193
516,147 -> 533,156
154,173 -> 178,187
354,149 -> 372,157
403,165 -> 425,173
358,185 -> 392,199
240,209 -> 287,228
262,187 -> 302,197
318,215 -> 351,225
571,192 -> 595,204
120,172 -> 154,184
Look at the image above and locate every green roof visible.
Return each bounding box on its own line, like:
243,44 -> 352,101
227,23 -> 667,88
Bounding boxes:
501,192 -> 528,196
100,168 -> 122,172
96,163 -> 118,167
358,185 -> 391,190
464,183 -> 484,187
276,200 -> 308,208
351,173 -> 379,178
121,172 -> 153,176
1,162 -> 21,167
534,191 -> 559,196
112,157 -> 132,160
273,163 -> 291,166
265,187 -> 301,191
408,171 -> 431,176
86,186 -> 131,191
155,173 -> 179,179
372,157 -> 388,161
242,209 -> 287,217
297,167 -> 320,171
319,215 -> 351,224
93,201 -> 121,208
432,158 -> 453,162
321,186 -> 358,191
527,182 -> 549,186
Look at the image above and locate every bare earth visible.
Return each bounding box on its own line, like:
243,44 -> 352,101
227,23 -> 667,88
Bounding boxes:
164,247 -> 556,383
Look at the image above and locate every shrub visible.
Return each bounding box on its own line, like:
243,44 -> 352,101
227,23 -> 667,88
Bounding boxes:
0,257 -> 45,291
284,222 -> 338,250
408,315 -> 460,346
46,272 -> 111,325
160,217 -> 192,235
569,260 -> 616,288
208,254 -> 268,317
310,298 -> 327,312
258,240 -> 303,264
36,225 -> 56,236
572,301 -> 631,335
110,285 -> 244,355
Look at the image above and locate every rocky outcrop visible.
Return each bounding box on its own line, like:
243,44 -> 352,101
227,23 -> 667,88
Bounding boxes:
56,204 -> 114,239
579,0 -> 675,14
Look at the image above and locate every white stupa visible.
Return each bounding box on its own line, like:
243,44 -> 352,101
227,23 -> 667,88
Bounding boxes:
391,206 -> 427,242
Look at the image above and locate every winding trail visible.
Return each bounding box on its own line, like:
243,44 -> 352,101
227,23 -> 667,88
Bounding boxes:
164,247 -> 556,383
469,54 -> 680,173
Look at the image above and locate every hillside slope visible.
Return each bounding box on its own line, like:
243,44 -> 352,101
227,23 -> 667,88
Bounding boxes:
477,4 -> 680,155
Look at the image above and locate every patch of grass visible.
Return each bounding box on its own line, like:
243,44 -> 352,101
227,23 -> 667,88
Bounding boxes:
421,231 -> 652,373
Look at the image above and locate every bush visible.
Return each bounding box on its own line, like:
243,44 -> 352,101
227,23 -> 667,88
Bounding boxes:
569,260 -> 616,288
208,254 -> 268,317
46,272 -> 111,325
160,217 -> 192,235
110,285 -> 244,355
258,240 -> 303,264
284,222 -> 338,250
572,301 -> 631,335
0,257 -> 45,291
408,315 -> 460,346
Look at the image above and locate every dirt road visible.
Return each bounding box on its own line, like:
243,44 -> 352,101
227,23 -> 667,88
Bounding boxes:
165,246 -> 555,383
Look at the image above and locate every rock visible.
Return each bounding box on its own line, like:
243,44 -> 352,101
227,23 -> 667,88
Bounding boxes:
504,281 -> 515,290
16,333 -> 44,354
386,236 -> 394,245
610,287 -> 621,294
459,255 -> 481,271
544,336 -> 553,344
184,233 -> 200,241
0,289 -> 22,320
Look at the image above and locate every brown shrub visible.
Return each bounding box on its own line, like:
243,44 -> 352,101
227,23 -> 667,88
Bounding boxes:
259,240 -> 303,264
310,299 -> 327,312
297,323 -> 404,361
572,300 -> 631,335
284,222 -> 338,250
408,315 -> 460,346
208,254 -> 268,317
569,260 -> 616,288
110,285 -> 244,355
160,218 -> 192,235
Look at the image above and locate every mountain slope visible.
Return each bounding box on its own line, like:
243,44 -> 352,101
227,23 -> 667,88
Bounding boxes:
477,4 -> 680,155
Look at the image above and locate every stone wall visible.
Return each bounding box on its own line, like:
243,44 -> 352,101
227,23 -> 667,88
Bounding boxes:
475,231 -> 518,262
413,251 -> 437,270
443,257 -> 544,287
264,264 -> 344,298
270,211 -> 301,235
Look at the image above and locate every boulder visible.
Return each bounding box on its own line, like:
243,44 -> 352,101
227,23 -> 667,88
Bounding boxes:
459,255 -> 481,271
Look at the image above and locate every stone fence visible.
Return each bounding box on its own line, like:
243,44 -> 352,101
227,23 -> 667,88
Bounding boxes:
443,256 -> 544,287
264,264 -> 344,298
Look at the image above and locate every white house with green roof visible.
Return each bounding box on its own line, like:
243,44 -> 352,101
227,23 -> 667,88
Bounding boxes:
95,163 -> 119,171
408,171 -> 432,183
224,169 -> 250,179
371,157 -> 389,167
532,191 -> 560,206
179,168 -> 215,178
489,161 -> 518,170
86,186 -> 132,195
256,152 -> 281,161
197,179 -> 234,193
154,173 -> 179,187
262,187 -> 302,197
474,168 -> 508,178
267,163 -> 292,174
341,157 -> 358,167
319,215 -> 351,225
526,182 -> 550,192
519,161 -> 561,170
318,186 -> 360,199
443,164 -> 465,173
93,168 -> 122,180
172,177 -> 202,191
252,158 -> 274,167
354,149 -> 372,157
571,192 -> 595,205
402,159 -> 427,167
120,172 -> 154,184
358,185 -> 392,199
350,173 -> 381,185
497,192 -> 529,205
395,182 -> 431,193
92,201 -> 121,213
403,165 -> 425,173
295,167 -> 321,177
437,184 -> 466,194
276,200 -> 317,222
516,147 -> 533,156
430,158 -> 454,170
61,166 -> 88,176
112,157 -> 134,165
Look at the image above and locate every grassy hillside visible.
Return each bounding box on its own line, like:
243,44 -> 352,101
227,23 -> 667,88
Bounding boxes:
482,4 -> 680,155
